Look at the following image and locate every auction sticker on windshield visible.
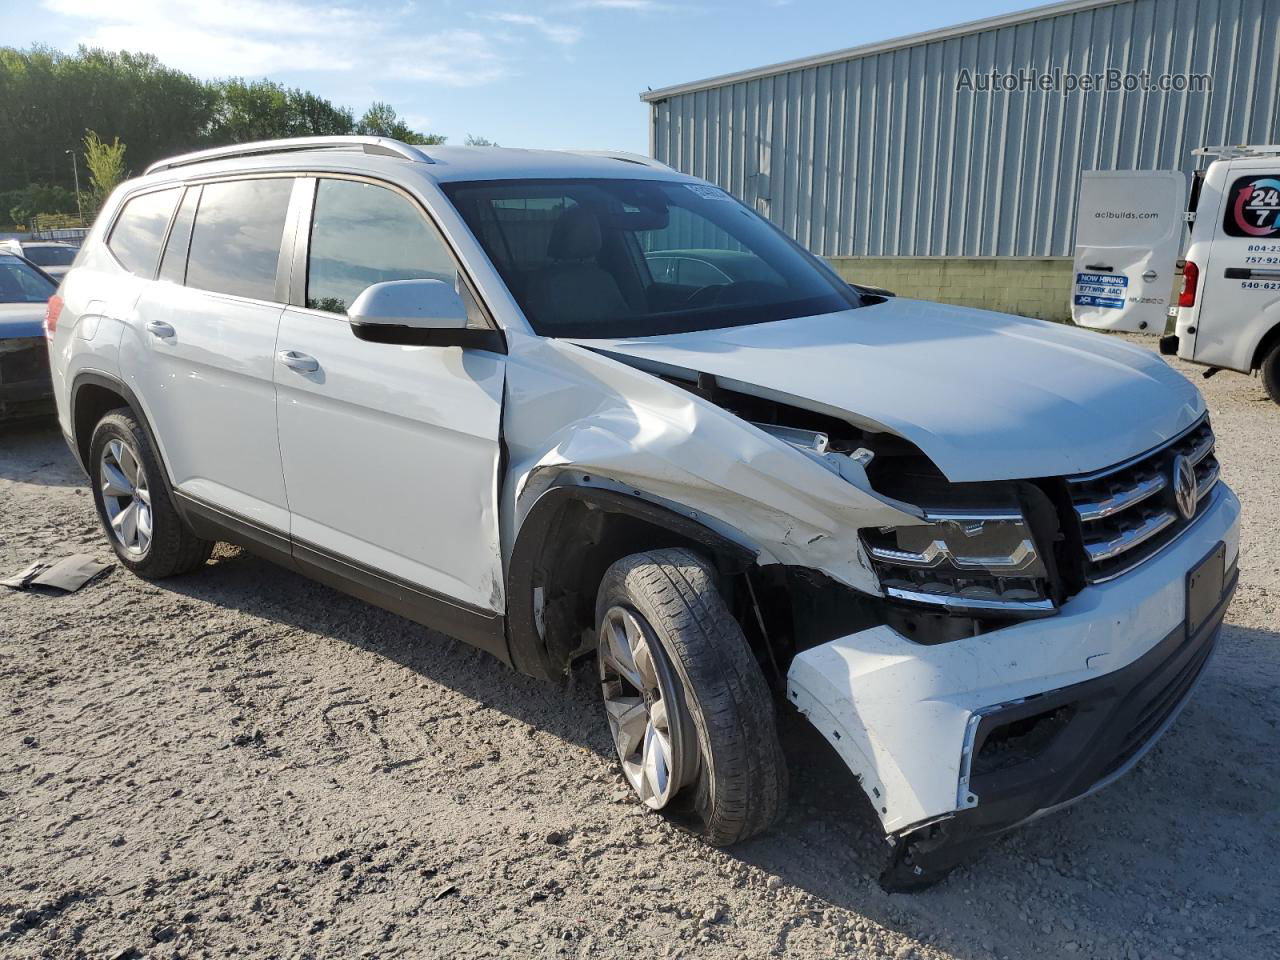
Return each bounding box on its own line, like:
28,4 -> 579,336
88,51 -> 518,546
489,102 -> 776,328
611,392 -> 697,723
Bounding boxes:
1074,272 -> 1128,309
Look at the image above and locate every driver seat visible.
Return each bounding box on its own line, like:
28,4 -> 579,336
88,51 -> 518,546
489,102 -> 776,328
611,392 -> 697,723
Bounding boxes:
524,206 -> 629,327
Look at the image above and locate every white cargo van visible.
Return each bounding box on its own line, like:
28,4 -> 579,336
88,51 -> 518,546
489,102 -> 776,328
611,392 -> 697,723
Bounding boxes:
1072,145 -> 1280,403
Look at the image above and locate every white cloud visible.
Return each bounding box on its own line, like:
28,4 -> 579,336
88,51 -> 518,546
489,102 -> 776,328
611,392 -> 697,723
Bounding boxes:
41,0 -> 513,86
485,12 -> 583,46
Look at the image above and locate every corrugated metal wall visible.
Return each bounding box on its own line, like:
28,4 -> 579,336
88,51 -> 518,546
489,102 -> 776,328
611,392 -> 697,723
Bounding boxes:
648,0 -> 1280,258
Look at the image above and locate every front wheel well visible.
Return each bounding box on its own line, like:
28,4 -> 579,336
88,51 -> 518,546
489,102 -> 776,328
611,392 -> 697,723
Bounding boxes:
505,486 -> 757,680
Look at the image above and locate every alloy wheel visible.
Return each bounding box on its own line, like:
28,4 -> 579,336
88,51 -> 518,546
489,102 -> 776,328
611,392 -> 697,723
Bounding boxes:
99,438 -> 152,556
598,605 -> 694,809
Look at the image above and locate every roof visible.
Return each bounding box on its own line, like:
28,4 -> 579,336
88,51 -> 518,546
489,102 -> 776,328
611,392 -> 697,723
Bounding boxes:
140,138 -> 686,185
640,0 -> 1125,102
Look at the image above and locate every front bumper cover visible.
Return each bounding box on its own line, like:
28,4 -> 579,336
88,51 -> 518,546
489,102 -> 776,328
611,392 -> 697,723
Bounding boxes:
903,557 -> 1236,874
787,483 -> 1240,843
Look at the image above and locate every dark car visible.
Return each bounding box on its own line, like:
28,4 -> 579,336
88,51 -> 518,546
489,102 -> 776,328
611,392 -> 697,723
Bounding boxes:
0,253 -> 57,421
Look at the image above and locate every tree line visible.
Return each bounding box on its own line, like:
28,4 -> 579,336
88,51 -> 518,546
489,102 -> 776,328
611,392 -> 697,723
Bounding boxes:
0,45 -> 451,224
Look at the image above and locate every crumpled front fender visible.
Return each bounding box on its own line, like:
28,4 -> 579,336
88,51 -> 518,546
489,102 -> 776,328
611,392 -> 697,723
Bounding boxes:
501,333 -> 922,595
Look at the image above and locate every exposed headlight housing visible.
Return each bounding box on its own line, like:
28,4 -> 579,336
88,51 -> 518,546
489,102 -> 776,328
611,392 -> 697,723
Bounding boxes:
862,508 -> 1056,616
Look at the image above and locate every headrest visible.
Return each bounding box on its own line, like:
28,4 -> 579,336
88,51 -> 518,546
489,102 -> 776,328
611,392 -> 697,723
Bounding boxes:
548,206 -> 603,261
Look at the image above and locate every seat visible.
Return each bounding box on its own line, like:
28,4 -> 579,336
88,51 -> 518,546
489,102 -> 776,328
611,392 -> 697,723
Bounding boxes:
523,206 -> 629,329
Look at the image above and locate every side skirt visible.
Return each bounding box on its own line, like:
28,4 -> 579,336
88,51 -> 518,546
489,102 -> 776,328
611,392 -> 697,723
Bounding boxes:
173,491 -> 510,665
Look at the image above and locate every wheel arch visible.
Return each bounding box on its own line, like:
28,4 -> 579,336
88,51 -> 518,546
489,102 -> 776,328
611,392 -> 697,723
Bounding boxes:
70,372 -> 175,495
505,481 -> 757,680
1250,318 -> 1280,372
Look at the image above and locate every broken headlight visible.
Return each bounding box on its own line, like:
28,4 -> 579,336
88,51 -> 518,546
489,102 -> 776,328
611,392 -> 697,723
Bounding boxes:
862,509 -> 1055,615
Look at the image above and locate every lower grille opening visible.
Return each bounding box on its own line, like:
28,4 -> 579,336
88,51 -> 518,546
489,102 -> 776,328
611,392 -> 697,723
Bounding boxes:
973,704 -> 1075,776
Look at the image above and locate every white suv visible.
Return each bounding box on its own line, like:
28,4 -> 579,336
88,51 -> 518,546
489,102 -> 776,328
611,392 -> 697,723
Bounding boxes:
45,136 -> 1240,890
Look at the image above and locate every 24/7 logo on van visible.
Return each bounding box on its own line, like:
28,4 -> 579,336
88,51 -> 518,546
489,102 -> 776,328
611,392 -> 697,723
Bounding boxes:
1224,175 -> 1280,238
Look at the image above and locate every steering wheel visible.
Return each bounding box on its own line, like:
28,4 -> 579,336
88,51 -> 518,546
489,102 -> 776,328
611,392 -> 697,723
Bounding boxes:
684,283 -> 727,307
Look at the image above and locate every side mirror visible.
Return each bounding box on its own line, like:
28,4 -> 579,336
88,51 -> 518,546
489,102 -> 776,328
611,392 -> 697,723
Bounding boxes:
348,279 -> 504,351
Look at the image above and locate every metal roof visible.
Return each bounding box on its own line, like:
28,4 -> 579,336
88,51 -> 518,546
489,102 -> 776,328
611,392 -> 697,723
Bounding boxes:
640,0 -> 1126,101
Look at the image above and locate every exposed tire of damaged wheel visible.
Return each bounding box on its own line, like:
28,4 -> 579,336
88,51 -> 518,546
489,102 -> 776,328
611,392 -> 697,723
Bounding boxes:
595,547 -> 787,845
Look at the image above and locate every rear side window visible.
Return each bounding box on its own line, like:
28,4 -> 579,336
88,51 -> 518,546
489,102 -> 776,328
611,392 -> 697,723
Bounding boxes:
306,178 -> 456,314
186,178 -> 294,301
108,188 -> 180,276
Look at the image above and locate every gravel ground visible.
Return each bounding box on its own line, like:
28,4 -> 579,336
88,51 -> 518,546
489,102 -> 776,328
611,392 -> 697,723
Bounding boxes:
2,337 -> 1278,960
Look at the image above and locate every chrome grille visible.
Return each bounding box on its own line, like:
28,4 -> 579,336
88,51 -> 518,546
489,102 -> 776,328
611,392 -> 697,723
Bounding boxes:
1068,417 -> 1219,582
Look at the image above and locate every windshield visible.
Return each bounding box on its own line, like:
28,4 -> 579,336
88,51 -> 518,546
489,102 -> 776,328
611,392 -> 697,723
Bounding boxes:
0,257 -> 56,303
442,178 -> 861,338
23,245 -> 77,267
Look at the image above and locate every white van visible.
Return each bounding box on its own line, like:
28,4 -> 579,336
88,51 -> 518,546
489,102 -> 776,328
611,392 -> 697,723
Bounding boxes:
1072,145 -> 1280,403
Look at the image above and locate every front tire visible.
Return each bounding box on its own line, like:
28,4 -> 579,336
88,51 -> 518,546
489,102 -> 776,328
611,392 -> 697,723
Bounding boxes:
1261,342 -> 1280,405
89,408 -> 213,578
595,548 -> 787,845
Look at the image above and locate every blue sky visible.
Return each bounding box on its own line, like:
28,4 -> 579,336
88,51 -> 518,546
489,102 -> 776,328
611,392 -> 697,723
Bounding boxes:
3,0 -> 1036,152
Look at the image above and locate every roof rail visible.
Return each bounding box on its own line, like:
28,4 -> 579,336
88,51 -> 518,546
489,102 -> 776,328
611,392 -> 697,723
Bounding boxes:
567,150 -> 674,171
145,136 -> 434,175
1192,144 -> 1280,160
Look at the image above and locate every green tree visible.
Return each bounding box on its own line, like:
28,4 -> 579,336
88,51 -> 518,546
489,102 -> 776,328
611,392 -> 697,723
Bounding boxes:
0,45 -> 444,194
465,134 -> 499,146
83,130 -> 127,214
356,101 -> 445,145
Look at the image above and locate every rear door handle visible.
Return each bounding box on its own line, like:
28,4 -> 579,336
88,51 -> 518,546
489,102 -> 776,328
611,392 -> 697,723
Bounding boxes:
146,320 -> 175,339
278,350 -> 319,373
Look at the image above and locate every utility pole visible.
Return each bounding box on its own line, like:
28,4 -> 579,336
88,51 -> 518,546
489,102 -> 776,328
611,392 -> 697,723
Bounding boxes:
65,148 -> 83,223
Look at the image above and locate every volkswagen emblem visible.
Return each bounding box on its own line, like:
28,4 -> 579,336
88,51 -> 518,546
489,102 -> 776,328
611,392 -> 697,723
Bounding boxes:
1172,454 -> 1198,521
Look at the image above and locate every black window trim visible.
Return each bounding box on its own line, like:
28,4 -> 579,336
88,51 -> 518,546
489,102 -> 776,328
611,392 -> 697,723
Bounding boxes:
155,183 -> 201,285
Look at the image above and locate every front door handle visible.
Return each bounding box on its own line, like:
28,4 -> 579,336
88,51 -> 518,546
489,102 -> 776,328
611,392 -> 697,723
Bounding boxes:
146,319 -> 175,339
278,350 -> 319,373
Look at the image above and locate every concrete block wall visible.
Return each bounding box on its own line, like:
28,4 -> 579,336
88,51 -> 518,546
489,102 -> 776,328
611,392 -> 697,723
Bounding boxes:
827,257 -> 1074,323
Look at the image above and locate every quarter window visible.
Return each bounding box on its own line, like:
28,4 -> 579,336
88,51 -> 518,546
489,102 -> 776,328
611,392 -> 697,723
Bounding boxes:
107,188 -> 180,277
306,178 -> 457,314
186,178 -> 294,301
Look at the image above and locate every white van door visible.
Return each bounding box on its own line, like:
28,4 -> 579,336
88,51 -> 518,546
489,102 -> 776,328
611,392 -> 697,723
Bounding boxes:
1071,170 -> 1187,333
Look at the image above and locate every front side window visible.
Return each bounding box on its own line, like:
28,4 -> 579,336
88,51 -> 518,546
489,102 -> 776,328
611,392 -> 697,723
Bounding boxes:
0,257 -> 57,303
186,178 -> 294,301
442,178 -> 860,338
306,178 -> 457,314
107,188 -> 180,277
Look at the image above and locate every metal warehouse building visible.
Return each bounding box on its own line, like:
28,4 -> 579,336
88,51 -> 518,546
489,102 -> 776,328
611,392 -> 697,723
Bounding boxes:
641,0 -> 1280,321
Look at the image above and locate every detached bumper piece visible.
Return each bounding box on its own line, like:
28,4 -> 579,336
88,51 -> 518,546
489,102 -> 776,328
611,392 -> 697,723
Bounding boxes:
888,558 -> 1238,889
0,337 -> 54,421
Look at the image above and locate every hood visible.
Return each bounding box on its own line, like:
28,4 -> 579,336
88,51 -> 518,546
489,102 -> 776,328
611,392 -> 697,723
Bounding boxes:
568,299 -> 1204,483
0,302 -> 47,340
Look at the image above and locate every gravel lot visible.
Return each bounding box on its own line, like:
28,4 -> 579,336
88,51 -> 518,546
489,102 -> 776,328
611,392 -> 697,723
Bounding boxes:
2,336 -> 1278,960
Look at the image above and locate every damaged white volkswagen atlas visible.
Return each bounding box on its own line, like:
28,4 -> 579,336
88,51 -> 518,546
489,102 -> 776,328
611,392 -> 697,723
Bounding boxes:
46,138 -> 1240,890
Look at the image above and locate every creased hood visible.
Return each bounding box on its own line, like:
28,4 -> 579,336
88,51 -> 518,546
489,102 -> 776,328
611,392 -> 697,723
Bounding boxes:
568,299 -> 1204,483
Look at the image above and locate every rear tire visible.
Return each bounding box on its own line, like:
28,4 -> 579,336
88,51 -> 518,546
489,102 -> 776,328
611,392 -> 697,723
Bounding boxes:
595,547 -> 787,845
89,408 -> 213,579
1261,342 -> 1280,405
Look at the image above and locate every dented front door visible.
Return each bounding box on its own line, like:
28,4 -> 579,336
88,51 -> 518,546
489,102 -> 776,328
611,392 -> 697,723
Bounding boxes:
1071,170 -> 1187,334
